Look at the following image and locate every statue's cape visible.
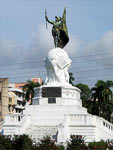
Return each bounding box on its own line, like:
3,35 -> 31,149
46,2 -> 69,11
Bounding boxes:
57,9 -> 69,48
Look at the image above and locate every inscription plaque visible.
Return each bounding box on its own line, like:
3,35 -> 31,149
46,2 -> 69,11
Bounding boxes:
42,87 -> 61,97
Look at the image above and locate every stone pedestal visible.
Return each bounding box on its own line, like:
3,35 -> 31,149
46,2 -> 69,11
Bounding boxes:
33,85 -> 82,107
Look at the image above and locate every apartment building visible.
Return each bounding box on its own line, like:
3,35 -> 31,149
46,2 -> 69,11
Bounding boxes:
8,77 -> 43,114
8,88 -> 25,114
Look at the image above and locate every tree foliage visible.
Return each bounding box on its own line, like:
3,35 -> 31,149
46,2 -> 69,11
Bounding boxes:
88,140 -> 108,150
76,83 -> 91,108
91,80 -> 113,122
69,72 -> 113,122
0,135 -> 12,150
22,80 -> 40,104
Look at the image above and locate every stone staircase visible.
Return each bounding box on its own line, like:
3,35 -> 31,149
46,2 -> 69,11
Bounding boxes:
24,124 -> 58,142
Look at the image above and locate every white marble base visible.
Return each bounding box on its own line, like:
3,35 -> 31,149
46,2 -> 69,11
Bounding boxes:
3,85 -> 113,143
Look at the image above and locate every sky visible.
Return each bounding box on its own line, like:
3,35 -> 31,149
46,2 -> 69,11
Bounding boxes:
0,0 -> 113,87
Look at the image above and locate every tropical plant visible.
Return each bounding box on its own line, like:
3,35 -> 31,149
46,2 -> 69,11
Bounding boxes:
91,80 -> 113,121
22,80 -> 40,104
66,135 -> 88,150
76,83 -> 91,108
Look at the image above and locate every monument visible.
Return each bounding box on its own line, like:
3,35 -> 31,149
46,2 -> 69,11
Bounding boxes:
3,8 -> 113,143
44,8 -> 71,85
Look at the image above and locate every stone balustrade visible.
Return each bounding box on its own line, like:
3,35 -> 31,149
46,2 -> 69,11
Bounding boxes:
4,114 -> 24,124
66,114 -> 113,131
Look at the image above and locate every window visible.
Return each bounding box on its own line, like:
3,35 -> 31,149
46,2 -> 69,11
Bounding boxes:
18,93 -> 21,97
48,98 -> 56,104
9,97 -> 12,103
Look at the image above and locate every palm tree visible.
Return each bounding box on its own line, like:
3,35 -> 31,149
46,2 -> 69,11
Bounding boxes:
76,83 -> 91,108
91,80 -> 113,121
22,80 -> 40,104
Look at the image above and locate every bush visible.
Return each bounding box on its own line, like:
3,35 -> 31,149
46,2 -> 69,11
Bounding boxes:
66,135 -> 88,150
12,134 -> 32,150
33,136 -> 65,150
0,135 -> 12,150
57,144 -> 65,150
0,134 -> 113,150
88,140 -> 108,150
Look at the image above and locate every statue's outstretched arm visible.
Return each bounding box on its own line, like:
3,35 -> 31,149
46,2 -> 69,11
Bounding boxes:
45,16 -> 54,25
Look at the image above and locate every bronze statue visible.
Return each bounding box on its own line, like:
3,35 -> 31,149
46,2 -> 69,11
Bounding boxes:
45,8 -> 69,48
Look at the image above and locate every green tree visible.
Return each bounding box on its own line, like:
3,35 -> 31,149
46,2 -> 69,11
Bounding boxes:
76,83 -> 91,108
22,80 -> 40,104
91,80 -> 113,121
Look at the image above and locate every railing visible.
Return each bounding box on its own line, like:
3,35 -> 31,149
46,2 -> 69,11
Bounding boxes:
3,114 -> 30,135
67,114 -> 113,131
4,114 -> 24,124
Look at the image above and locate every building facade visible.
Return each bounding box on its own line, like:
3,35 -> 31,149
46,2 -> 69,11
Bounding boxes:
0,78 -> 9,120
8,88 -> 25,115
13,77 -> 43,91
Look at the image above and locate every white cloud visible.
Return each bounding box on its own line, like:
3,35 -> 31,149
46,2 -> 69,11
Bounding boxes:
29,24 -> 53,50
86,30 -> 113,53
0,40 -> 25,64
0,24 -> 82,68
65,34 -> 83,56
86,30 -> 113,66
25,24 -> 83,64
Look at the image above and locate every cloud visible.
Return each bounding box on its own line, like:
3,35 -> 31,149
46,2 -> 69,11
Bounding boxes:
86,30 -> 113,66
68,30 -> 113,86
87,30 -> 113,53
0,23 -> 112,85
65,34 -> 83,56
0,23 -> 82,71
0,40 -> 25,64
25,24 -> 83,65
25,24 -> 53,64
